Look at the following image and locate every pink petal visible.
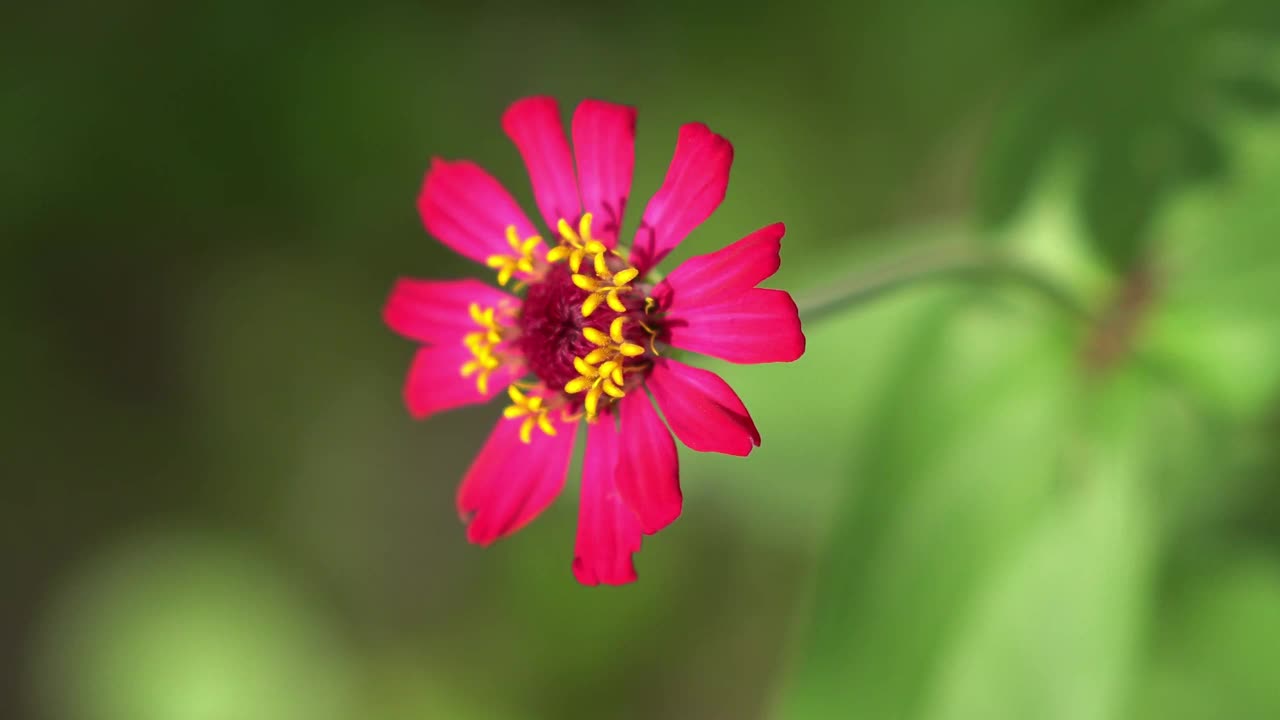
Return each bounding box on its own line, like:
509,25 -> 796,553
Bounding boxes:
647,358 -> 761,456
418,159 -> 541,268
629,123 -> 733,274
573,418 -> 643,586
383,278 -> 517,345
615,393 -> 682,535
571,99 -> 637,248
458,415 -> 579,546
652,222 -> 785,308
503,96 -> 580,231
403,344 -> 516,420
664,288 -> 805,364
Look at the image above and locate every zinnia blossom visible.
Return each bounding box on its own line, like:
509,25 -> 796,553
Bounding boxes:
384,96 -> 804,585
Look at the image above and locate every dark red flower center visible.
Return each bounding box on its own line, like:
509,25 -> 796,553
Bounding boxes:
516,264 -> 654,403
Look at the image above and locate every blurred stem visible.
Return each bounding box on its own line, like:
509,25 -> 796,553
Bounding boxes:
797,243 -> 1089,324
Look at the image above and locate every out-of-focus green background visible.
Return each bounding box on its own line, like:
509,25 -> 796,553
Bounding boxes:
6,0 -> 1280,718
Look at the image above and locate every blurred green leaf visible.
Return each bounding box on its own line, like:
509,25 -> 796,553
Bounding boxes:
1142,119 -> 1280,419
776,111 -> 1280,716
1219,71 -> 1280,114
32,533 -> 354,720
774,284 -> 1218,719
776,282 -> 1083,718
363,653 -> 529,720
919,373 -> 1170,720
978,0 -> 1280,270
1136,557 -> 1280,720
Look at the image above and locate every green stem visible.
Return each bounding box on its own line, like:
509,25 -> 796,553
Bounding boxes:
796,243 -> 1089,324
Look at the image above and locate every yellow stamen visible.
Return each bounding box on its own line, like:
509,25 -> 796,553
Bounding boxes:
546,244 -> 571,264
502,385 -> 558,444
598,359 -> 620,380
612,267 -> 639,286
460,351 -> 500,395
573,268 -> 639,318
556,217 -> 581,245
544,213 -> 641,316
593,248 -> 610,278
486,225 -> 541,286
460,302 -> 507,395
582,293 -> 606,317
565,354 -> 620,421
546,213 -> 614,276
572,356 -> 596,377
584,385 -> 603,419
464,304 -> 502,348
582,319 -> 645,358
560,317 -> 651,420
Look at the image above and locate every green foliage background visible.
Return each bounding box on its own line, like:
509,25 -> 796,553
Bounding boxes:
5,0 -> 1280,718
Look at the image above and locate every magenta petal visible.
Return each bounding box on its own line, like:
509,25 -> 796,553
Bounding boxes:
615,393 -> 682,535
572,99 -> 637,248
503,96 -> 581,231
647,358 -> 761,456
403,344 -> 514,420
573,418 -> 643,586
458,416 -> 579,546
383,278 -> 516,345
654,223 -> 785,308
629,123 -> 733,274
664,288 -> 805,364
418,159 -> 541,268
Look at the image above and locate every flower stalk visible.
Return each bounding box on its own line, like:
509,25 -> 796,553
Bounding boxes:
796,241 -> 1089,324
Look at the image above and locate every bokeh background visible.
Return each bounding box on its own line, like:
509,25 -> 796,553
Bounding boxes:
7,0 -> 1280,718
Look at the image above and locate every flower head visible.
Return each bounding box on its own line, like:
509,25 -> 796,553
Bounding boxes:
384,97 -> 805,585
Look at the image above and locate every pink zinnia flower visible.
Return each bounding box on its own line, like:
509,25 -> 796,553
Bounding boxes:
384,97 -> 804,585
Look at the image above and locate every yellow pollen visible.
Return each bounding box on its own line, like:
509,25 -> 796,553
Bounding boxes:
561,318 -> 646,421
486,226 -> 542,286
542,213 -> 641,317
460,349 -> 500,395
459,302 -> 505,395
502,386 -> 558,444
572,266 -> 640,317
546,213 -> 612,275
463,304 -> 502,349
583,317 -> 646,358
